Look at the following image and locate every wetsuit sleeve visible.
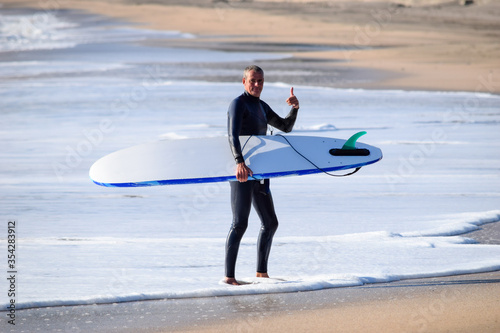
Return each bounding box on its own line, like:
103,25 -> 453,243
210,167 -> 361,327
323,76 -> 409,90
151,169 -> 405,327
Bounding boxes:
265,104 -> 299,133
227,98 -> 245,164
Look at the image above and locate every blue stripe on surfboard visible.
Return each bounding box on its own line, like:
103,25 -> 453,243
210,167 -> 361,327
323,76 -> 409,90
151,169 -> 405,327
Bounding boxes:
91,158 -> 381,188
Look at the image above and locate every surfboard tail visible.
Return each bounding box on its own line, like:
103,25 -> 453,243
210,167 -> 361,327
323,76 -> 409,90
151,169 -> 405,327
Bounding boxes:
329,131 -> 369,156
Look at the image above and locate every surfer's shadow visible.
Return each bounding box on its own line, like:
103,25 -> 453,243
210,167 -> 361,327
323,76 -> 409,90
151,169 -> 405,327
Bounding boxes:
241,136 -> 267,158
243,136 -> 313,172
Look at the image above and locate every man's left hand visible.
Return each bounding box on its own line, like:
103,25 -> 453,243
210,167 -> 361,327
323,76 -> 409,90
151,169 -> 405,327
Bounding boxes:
286,87 -> 299,109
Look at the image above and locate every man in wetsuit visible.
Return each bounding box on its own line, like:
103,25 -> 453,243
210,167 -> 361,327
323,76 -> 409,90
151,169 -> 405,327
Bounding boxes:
225,65 -> 300,285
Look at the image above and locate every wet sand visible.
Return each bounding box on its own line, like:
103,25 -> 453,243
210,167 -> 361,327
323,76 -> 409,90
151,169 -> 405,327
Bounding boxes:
6,223 -> 499,332
184,223 -> 498,332
7,257 -> 500,332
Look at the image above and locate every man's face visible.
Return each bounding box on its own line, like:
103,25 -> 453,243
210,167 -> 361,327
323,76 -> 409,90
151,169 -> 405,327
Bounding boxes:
243,70 -> 264,98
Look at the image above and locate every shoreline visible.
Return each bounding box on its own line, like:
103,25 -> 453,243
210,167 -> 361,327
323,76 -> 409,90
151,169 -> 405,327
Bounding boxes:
2,0 -> 500,93
182,271 -> 500,333
5,270 -> 500,332
3,224 -> 499,332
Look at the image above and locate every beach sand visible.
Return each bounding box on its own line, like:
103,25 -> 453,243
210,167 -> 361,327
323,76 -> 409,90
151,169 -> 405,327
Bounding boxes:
1,0 -> 499,332
3,0 -> 500,92
7,241 -> 500,333
4,225 -> 499,332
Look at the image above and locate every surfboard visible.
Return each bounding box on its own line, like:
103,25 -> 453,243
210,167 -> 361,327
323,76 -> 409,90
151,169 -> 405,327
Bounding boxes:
89,132 -> 382,187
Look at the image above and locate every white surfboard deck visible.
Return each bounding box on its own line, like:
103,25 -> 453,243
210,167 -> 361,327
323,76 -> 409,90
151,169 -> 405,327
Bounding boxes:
89,134 -> 382,187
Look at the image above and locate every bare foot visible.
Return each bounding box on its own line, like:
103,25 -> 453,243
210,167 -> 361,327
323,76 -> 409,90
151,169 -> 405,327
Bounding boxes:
256,272 -> 269,278
224,277 -> 240,285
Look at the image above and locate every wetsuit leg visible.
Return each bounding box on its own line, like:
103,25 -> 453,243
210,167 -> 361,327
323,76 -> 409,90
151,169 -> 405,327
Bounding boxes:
252,179 -> 279,274
225,180 -> 253,278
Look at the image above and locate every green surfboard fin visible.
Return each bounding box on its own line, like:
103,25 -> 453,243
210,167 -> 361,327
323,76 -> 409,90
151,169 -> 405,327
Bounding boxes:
342,131 -> 367,150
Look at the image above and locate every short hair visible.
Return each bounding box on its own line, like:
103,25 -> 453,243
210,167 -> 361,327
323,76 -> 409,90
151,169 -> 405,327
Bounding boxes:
243,65 -> 264,79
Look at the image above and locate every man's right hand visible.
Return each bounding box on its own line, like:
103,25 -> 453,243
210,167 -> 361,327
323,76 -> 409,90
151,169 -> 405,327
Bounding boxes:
236,162 -> 253,182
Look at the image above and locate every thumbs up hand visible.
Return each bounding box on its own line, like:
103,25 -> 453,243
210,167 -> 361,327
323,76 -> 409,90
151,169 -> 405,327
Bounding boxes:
286,87 -> 300,109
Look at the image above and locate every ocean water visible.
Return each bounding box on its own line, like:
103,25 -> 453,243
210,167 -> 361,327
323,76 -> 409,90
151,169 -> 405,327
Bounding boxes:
1,8 -> 500,310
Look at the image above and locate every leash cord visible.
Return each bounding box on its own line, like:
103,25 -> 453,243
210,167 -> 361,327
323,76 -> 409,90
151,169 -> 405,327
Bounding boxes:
275,134 -> 362,177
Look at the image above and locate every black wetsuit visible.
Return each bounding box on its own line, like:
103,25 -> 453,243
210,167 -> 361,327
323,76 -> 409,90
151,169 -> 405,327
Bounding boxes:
226,91 -> 298,278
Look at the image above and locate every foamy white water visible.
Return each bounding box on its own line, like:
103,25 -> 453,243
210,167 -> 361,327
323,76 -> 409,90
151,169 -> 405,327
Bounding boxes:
0,8 -> 499,310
